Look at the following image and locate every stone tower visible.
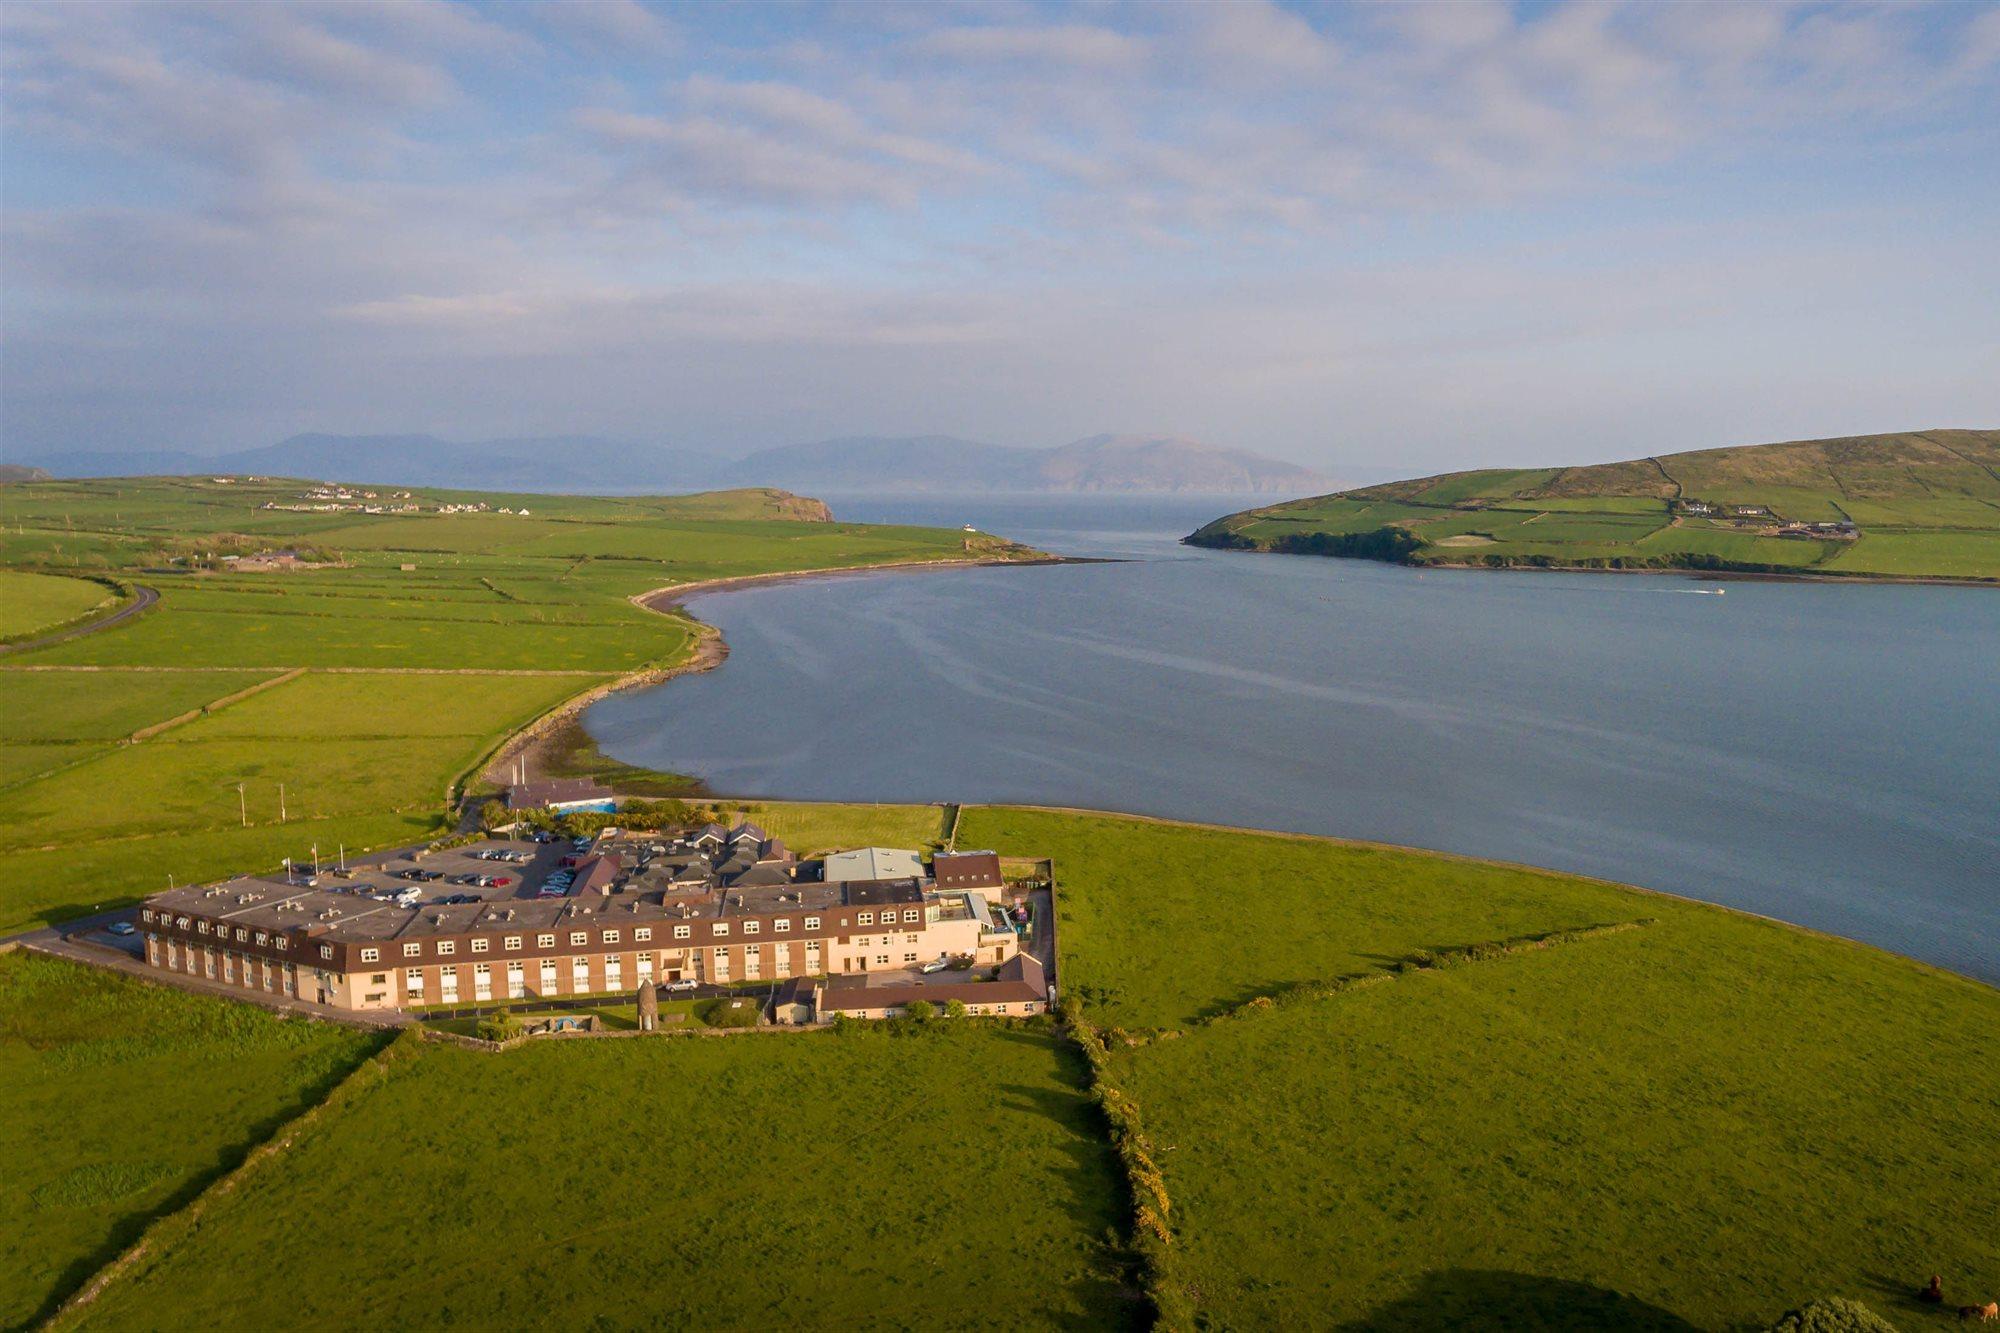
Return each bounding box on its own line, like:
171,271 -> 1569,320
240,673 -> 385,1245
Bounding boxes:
636,980 -> 659,1033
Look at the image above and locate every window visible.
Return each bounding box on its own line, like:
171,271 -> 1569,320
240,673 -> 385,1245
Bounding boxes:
360,947 -> 379,963
142,909 -> 153,922
177,916 -> 190,928
743,920 -> 760,935
371,973 -> 387,984
504,935 -> 522,950
569,931 -> 587,946
601,929 -> 620,944
745,944 -> 760,957
904,908 -> 921,923
197,921 -> 210,935
712,922 -> 729,936
857,937 -> 871,948
471,937 -> 489,953
405,971 -> 424,999
255,931 -> 268,944
904,952 -> 918,963
774,918 -> 791,933
537,933 -> 555,948
674,925 -> 691,940
804,916 -> 820,931
403,942 -> 421,958
318,945 -> 333,960
875,954 -> 889,965
275,937 -> 288,951
857,912 -> 874,926
634,927 -> 652,942
436,940 -> 455,956
996,1004 -> 1009,1014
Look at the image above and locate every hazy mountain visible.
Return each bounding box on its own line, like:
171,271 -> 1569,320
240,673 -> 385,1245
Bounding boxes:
16,430 -> 1330,495
740,433 -> 1332,494
0,463 -> 53,483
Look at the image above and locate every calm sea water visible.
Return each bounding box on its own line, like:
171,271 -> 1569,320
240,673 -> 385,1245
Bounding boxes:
588,495 -> 2000,983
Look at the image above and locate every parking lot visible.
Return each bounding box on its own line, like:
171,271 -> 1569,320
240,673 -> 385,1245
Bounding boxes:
296,836 -> 583,909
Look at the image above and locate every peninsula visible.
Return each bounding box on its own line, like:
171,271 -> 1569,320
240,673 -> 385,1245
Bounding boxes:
1187,428 -> 2000,582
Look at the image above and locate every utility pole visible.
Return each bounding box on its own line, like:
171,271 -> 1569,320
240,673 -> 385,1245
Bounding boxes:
279,782 -> 287,823
312,843 -> 320,876
238,782 -> 248,827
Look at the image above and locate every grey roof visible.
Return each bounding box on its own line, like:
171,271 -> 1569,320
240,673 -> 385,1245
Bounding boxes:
823,847 -> 925,882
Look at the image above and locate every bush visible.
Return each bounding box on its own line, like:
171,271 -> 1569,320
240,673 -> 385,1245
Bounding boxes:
1766,1297 -> 1898,1333
944,999 -> 968,1020
904,999 -> 936,1022
475,1009 -> 522,1042
698,997 -> 762,1028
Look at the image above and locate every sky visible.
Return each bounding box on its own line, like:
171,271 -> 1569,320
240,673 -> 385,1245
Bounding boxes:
3,0 -> 1998,477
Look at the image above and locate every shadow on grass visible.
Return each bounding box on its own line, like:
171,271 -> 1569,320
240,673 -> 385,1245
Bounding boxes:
16,1030 -> 394,1333
1339,1269 -> 1700,1331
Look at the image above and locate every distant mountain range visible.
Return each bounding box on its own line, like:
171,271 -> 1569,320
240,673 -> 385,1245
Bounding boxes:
7,432 -> 1332,496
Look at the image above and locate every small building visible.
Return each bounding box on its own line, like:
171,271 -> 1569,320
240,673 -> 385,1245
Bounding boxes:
506,778 -> 616,814
823,847 -> 925,883
816,953 -> 1048,1021
769,976 -> 817,1026
932,851 -> 1004,892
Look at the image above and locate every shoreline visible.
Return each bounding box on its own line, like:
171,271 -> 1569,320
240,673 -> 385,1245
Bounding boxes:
1182,539 -> 1999,587
473,553 -> 1076,801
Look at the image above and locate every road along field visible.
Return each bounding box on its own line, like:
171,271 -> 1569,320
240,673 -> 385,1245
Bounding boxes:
0,570 -> 123,643
0,476 -> 1033,934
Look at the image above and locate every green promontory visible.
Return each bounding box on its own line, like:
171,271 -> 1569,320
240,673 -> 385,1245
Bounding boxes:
1188,428 -> 2000,581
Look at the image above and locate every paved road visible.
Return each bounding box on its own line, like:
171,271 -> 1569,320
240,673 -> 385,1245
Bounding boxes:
0,582 -> 158,656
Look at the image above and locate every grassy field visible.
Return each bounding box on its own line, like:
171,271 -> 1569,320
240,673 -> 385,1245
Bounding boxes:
0,952 -> 383,1330
0,477 -> 1023,933
0,570 -> 119,640
952,806 -> 2000,1330
71,1025 -> 1133,1332
1190,428 -> 2000,581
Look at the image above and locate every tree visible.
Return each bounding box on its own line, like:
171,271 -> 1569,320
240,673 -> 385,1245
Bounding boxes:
944,999 -> 968,1020
903,999 -> 936,1022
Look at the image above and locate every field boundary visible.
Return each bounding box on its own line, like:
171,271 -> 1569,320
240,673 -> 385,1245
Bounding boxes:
41,1028 -> 419,1331
126,668 -> 302,741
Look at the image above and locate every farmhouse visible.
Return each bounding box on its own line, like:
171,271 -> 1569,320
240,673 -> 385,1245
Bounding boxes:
136,840 -> 1032,1016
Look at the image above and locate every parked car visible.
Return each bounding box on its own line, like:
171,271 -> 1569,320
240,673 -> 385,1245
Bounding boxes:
663,978 -> 699,993
920,956 -> 951,974
108,921 -> 137,937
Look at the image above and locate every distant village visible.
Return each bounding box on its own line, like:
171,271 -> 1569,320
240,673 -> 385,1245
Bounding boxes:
124,778 -> 1051,1032
259,484 -> 532,517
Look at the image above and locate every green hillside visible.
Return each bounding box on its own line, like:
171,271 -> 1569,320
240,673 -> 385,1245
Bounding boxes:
1188,429 -> 2000,581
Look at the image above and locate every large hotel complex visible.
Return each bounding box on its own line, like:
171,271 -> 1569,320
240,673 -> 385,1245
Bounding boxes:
137,812 -> 1049,1023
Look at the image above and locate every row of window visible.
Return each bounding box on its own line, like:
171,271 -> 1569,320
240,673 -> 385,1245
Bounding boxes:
157,905 -> 931,969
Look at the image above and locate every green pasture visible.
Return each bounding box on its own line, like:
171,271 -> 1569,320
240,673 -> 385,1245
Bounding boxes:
73,1026 -> 1131,1332
1193,429 -> 2000,580
949,806 -> 2000,1330
0,952 -> 383,1331
1107,910 -> 2000,1330
957,807 -> 1646,1029
0,480 -> 1006,933
0,670 -> 280,743
709,799 -> 951,856
0,571 -> 117,640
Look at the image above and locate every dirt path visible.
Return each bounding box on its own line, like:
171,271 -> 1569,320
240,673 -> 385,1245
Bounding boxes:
0,582 -> 157,656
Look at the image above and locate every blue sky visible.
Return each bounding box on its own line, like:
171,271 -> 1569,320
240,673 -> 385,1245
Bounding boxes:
3,0 -> 1996,475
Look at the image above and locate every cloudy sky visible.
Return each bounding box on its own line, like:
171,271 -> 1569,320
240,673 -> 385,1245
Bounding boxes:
4,0 -> 1997,475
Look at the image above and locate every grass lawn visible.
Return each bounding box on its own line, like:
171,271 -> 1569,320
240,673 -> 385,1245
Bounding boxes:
709,799 -> 950,857
955,806 -> 1650,1029
73,1025 -> 1135,1331
0,952 -> 384,1330
0,571 -> 117,640
940,807 -> 2000,1331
